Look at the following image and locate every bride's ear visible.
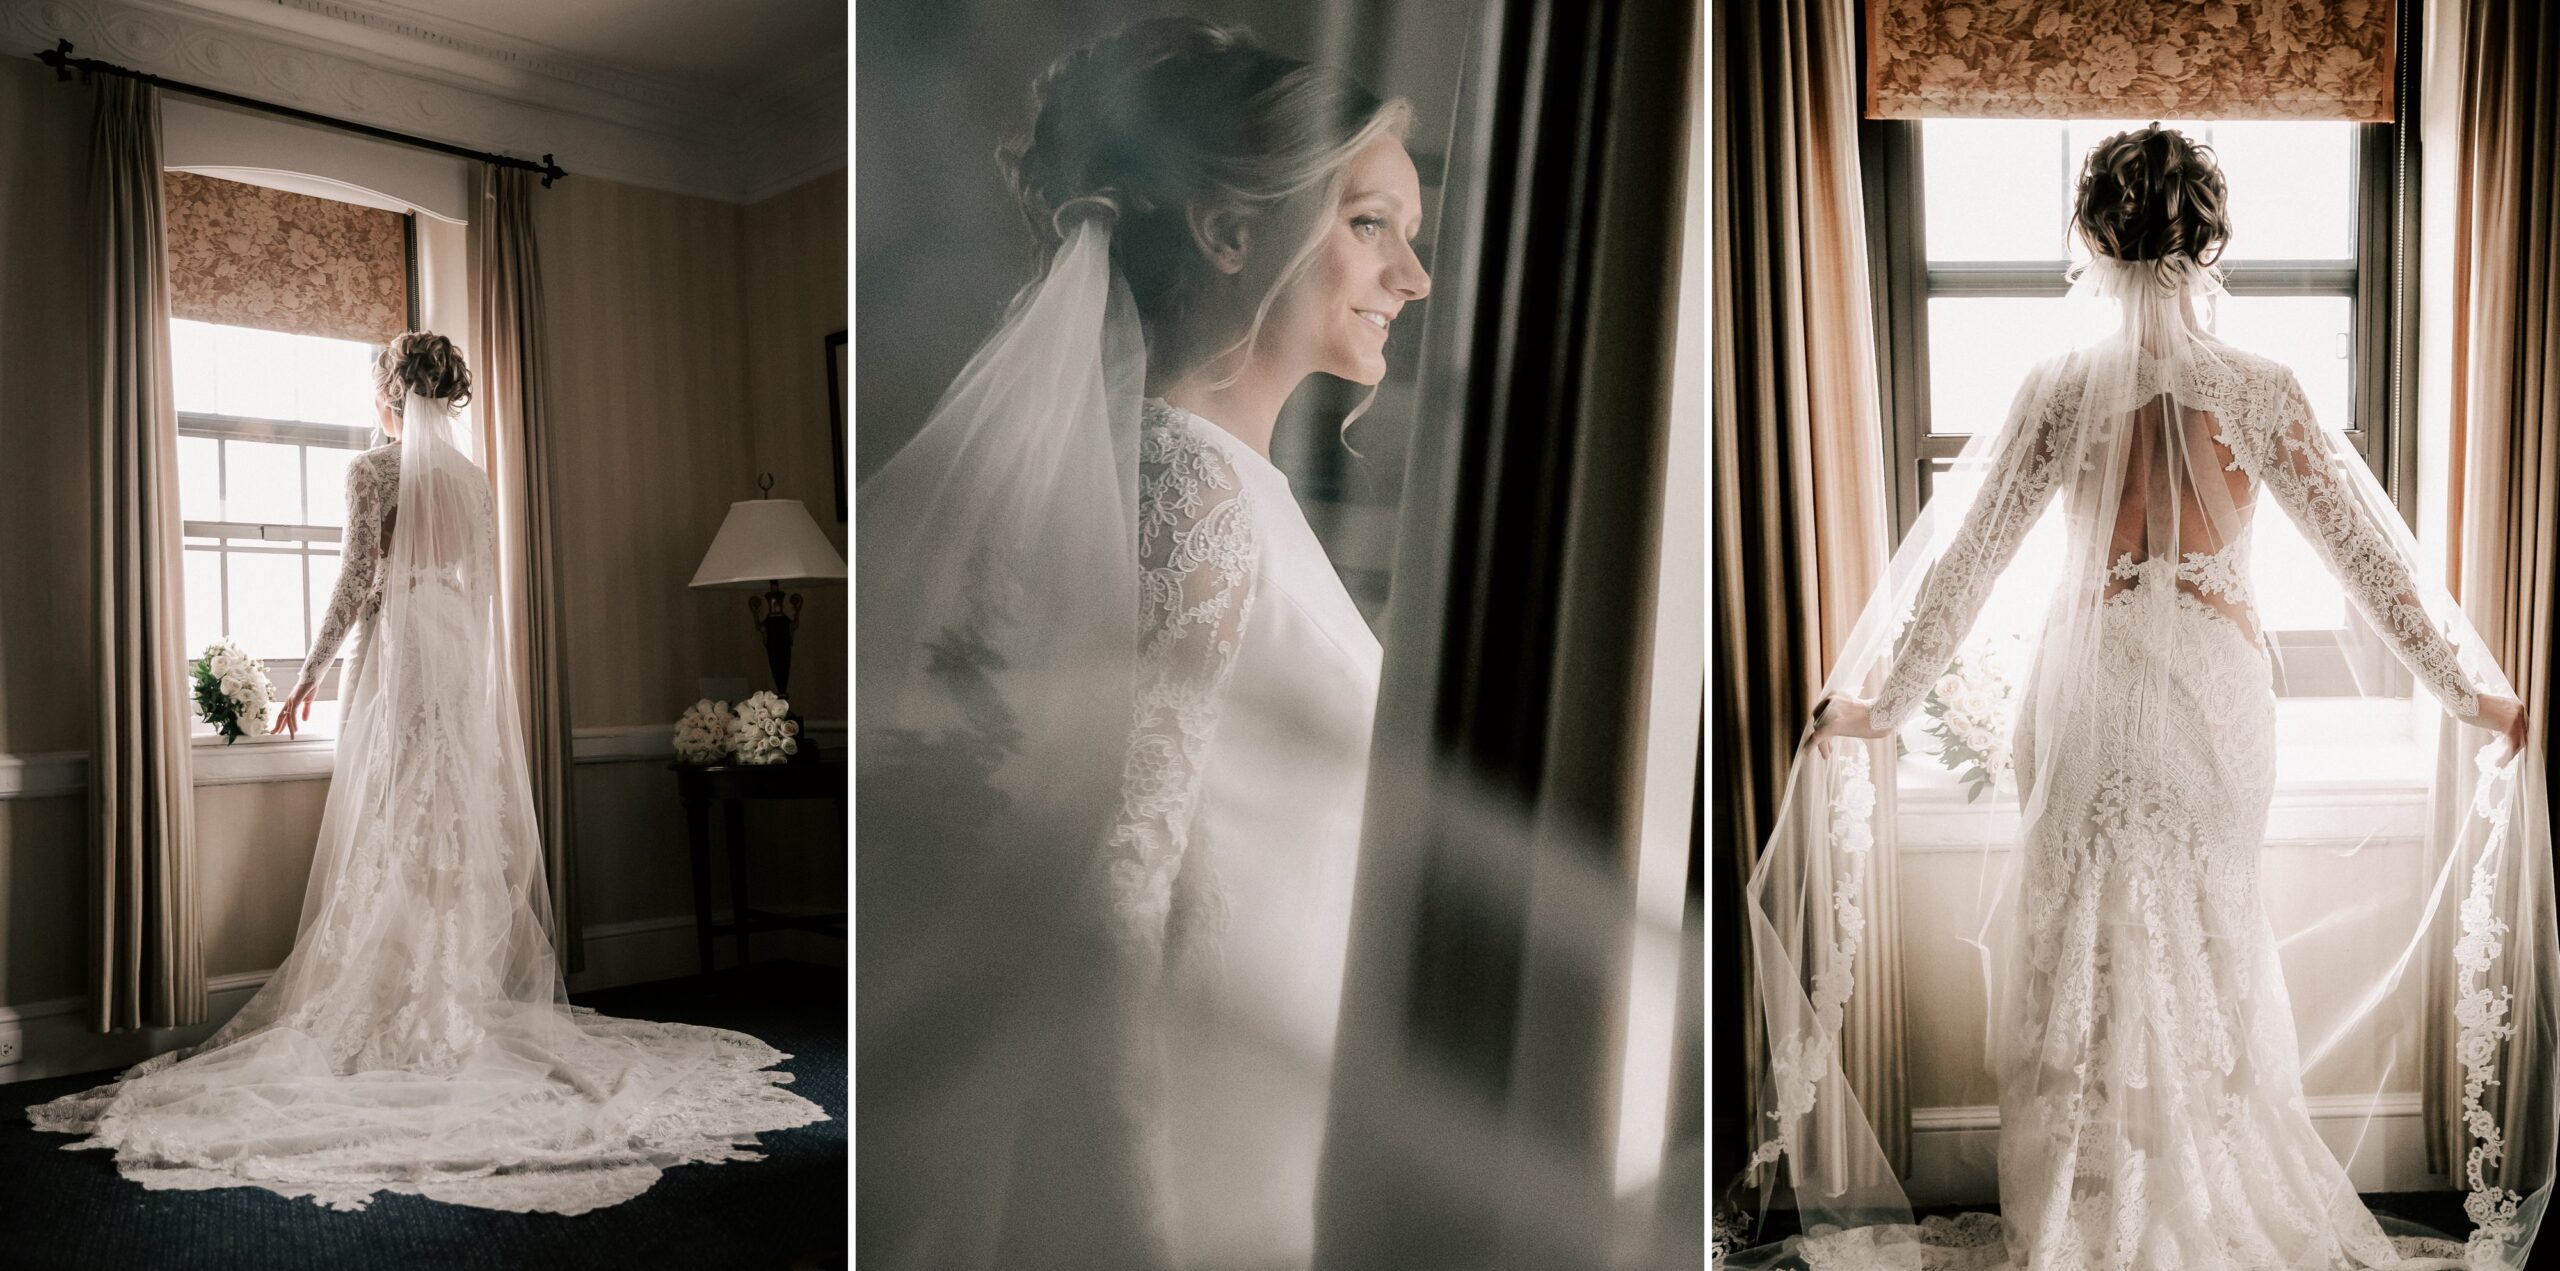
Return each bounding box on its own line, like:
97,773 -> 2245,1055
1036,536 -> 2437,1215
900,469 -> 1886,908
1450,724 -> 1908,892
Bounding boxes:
1186,202 -> 1251,276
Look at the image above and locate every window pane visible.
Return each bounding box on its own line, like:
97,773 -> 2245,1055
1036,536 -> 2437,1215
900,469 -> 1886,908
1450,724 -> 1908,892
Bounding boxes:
2254,513 -> 2349,630
1925,296 -> 2109,435
179,435 -> 220,523
306,553 -> 342,648
2206,123 -> 2355,262
307,446 -> 357,527
2216,295 -> 2354,431
297,335 -> 382,429
183,547 -> 223,658
212,324 -> 301,421
226,552 -> 306,660
171,319 -> 220,415
221,439 -> 304,525
1923,120 -> 2071,262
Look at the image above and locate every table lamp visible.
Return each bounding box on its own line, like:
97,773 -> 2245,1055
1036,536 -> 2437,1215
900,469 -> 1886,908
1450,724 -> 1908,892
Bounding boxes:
690,474 -> 848,702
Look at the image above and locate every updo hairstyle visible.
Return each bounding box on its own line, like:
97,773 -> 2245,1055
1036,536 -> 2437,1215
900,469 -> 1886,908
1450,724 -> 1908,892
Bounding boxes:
999,18 -> 1411,374
373,331 -> 474,410
2072,124 -> 2233,274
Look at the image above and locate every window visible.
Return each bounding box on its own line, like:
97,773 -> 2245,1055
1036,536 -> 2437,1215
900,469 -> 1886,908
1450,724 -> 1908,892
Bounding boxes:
174,318 -> 384,738
1865,119 -> 2426,801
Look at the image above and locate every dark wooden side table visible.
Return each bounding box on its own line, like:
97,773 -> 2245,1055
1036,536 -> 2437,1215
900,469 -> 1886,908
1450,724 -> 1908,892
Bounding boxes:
670,751 -> 849,973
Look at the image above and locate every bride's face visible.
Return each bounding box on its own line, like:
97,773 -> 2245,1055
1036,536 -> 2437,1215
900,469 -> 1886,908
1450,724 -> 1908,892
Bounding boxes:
1259,135 -> 1431,386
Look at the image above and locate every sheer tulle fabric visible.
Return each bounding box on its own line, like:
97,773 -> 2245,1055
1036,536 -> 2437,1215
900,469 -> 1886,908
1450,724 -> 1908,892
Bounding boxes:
29,393 -> 826,1215
855,216 -> 1386,1269
1721,254 -> 2557,1269
854,217 -> 1165,1267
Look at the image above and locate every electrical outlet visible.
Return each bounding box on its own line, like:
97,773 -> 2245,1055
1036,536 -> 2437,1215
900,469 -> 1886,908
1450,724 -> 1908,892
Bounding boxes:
0,1028 -> 21,1067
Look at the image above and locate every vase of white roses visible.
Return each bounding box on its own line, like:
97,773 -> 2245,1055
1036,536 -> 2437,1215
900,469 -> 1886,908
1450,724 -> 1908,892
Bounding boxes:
730,691 -> 802,765
673,698 -> 734,765
191,638 -> 277,744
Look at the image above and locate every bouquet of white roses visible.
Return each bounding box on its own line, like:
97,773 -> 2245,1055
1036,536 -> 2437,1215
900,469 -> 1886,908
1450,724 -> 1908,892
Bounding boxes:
673,699 -> 734,764
730,690 -> 800,765
191,638 -> 277,745
1910,632 -> 2027,802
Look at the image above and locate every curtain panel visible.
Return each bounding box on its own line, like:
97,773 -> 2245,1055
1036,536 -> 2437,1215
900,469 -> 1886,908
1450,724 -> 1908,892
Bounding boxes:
470,164 -> 581,973
1865,0 -> 2399,121
1713,0 -> 1902,1179
89,78 -> 203,1033
2416,0 -> 2560,1180
163,170 -> 408,345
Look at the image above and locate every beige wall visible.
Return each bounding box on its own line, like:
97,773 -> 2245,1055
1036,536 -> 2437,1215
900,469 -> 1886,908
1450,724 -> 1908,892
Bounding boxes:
0,56 -> 846,1013
741,171 -> 849,721
0,58 -> 100,1009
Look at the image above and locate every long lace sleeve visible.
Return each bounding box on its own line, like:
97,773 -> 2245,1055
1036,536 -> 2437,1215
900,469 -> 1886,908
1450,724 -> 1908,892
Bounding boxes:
2223,368 -> 2481,719
1096,420 -> 1262,968
1868,375 -> 2071,731
297,449 -> 394,695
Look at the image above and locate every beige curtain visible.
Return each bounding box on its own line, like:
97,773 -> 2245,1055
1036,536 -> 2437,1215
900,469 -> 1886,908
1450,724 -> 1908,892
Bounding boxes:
2418,0 -> 2560,1177
471,164 -> 581,973
1864,0 -> 2399,121
89,78 -> 202,1033
1712,0 -> 1901,1176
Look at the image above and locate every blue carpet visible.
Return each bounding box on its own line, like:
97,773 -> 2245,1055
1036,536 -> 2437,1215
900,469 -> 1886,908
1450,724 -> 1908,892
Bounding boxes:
0,962 -> 847,1271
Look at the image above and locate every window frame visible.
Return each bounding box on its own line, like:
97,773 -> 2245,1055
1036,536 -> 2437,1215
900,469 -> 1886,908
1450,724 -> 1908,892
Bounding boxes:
1861,119 -> 2410,540
176,375 -> 380,715
1862,117 -> 2418,706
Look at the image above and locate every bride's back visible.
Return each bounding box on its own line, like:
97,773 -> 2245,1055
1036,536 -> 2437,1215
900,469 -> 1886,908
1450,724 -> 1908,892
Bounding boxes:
2092,373 -> 2264,638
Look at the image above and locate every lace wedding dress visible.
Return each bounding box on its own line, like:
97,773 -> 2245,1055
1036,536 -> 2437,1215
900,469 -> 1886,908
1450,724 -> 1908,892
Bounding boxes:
1132,400 -> 1382,1268
30,393 -> 828,1216
855,219 -> 1383,1271
1724,253 -> 2557,1270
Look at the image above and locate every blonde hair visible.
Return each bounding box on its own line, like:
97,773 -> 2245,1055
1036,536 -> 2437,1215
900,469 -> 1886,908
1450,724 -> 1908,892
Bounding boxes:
1000,17 -> 1413,388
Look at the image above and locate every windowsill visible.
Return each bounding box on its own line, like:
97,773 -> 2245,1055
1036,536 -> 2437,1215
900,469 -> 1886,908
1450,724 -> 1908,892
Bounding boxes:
190,732 -> 338,785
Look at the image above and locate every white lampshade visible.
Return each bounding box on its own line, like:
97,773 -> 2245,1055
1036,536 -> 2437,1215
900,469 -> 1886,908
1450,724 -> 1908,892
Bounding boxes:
689,499 -> 848,590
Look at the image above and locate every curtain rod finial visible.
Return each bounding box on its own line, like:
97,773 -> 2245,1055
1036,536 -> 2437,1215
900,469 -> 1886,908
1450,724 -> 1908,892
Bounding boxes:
38,38 -> 74,81
540,154 -> 564,188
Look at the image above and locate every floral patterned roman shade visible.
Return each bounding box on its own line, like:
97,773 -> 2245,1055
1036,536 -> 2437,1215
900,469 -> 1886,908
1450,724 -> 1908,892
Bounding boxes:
1865,1 -> 2398,121
163,171 -> 409,344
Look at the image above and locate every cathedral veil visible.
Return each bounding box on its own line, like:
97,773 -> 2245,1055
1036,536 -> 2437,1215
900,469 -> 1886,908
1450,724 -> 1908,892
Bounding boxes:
1720,251 -> 2558,1269
29,390 -> 825,1215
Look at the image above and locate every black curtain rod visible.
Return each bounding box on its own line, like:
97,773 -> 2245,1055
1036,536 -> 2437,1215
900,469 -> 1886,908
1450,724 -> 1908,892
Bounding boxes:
36,39 -> 567,187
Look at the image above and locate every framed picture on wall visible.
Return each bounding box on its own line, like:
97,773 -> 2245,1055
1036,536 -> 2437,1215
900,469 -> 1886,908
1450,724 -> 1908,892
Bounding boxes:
827,328 -> 848,521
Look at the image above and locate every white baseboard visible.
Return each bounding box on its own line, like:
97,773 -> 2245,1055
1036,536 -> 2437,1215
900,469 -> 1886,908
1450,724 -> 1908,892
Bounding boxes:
0,910 -> 843,1087
1904,1094 -> 2443,1206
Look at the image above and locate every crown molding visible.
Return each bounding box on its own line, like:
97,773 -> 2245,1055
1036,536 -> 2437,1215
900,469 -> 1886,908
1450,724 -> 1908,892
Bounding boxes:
1,0 -> 843,203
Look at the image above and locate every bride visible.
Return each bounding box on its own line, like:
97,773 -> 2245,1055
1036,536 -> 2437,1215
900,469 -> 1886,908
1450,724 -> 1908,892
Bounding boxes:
855,17 -> 1427,1270
29,332 -> 827,1214
1727,126 -> 2557,1268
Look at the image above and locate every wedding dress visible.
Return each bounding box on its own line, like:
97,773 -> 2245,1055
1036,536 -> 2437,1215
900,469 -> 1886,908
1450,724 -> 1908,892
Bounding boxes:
855,218 -> 1381,1270
1721,253 -> 2558,1270
29,392 -> 828,1215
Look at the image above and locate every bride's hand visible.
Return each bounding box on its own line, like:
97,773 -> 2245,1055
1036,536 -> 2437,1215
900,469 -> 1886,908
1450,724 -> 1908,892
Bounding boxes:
2463,694 -> 2529,764
272,684 -> 313,740
1805,695 -> 1890,756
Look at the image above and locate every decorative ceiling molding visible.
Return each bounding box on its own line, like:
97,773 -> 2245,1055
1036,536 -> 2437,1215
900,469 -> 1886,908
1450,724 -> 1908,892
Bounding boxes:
0,0 -> 843,203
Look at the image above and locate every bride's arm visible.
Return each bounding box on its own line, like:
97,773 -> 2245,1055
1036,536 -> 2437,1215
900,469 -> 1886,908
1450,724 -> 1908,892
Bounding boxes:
289,451 -> 393,700
2232,367 -> 2522,744
1828,374 -> 2072,739
1095,431 -> 1262,968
